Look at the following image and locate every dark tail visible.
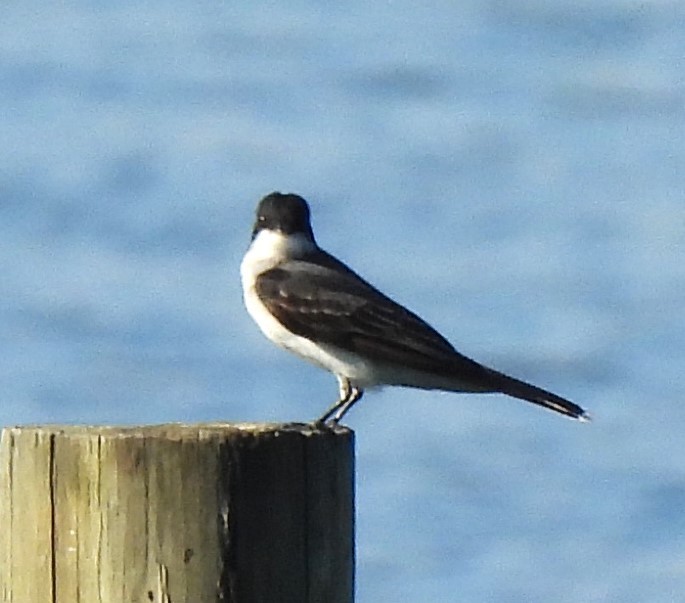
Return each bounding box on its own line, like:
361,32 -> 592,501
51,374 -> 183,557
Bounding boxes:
486,368 -> 589,421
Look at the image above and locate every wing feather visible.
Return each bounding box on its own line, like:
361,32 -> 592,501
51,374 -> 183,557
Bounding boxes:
255,257 -> 487,379
254,253 -> 587,420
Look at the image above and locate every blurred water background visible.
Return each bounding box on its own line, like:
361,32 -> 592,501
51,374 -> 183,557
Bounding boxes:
2,1 -> 685,601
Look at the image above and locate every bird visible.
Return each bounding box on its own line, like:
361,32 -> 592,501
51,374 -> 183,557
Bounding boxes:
240,192 -> 589,425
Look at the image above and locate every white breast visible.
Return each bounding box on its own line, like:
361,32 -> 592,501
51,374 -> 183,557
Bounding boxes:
240,229 -> 381,387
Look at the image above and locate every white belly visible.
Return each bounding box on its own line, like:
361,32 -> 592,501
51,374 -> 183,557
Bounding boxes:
239,230 -> 380,387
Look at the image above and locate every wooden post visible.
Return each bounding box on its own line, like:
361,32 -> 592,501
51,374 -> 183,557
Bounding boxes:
0,423 -> 354,603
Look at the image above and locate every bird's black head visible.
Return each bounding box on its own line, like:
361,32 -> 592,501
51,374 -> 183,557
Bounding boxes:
252,192 -> 314,240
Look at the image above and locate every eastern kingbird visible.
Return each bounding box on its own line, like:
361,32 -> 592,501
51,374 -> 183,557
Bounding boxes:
240,192 -> 589,425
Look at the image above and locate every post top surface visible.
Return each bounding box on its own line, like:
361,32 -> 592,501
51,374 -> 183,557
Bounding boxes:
1,421 -> 353,441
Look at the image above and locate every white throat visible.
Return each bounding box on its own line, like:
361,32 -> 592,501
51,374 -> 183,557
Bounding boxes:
240,229 -> 315,285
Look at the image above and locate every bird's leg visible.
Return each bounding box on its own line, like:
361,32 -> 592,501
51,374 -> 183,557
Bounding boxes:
316,376 -> 351,424
316,376 -> 362,425
329,386 -> 363,425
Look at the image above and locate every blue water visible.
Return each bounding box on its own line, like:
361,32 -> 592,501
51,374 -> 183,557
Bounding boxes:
2,1 -> 685,601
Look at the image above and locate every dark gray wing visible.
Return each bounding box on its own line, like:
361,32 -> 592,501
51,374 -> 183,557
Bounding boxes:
256,253 -> 588,420
255,254 -> 489,380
